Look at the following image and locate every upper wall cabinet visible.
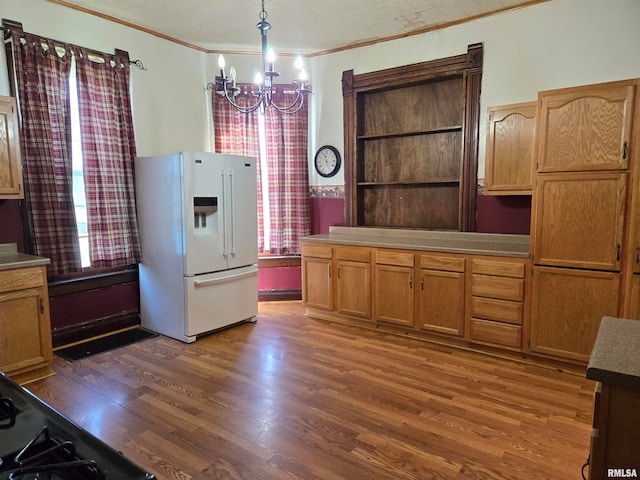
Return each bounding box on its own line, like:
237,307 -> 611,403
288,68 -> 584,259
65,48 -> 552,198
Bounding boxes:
484,102 -> 536,195
342,43 -> 483,232
536,82 -> 634,173
0,96 -> 24,199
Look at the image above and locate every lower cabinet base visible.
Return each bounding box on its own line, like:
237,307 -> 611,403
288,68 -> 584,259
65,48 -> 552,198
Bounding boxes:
5,362 -> 54,385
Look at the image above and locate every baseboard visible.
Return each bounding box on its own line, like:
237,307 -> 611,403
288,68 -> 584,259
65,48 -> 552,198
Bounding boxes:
52,311 -> 140,348
258,289 -> 302,302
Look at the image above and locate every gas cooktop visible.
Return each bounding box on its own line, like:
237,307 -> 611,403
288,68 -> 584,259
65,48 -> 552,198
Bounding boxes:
0,372 -> 155,480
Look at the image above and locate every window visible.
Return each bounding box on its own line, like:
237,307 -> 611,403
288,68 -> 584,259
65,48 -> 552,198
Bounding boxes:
7,29 -> 141,277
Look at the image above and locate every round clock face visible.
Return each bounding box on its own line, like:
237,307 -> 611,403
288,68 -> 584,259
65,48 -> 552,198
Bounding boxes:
314,146 -> 341,178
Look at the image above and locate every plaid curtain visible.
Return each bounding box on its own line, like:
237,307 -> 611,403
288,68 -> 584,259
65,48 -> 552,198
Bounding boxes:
11,32 -> 82,276
212,88 -> 263,249
72,46 -> 141,268
264,85 -> 310,255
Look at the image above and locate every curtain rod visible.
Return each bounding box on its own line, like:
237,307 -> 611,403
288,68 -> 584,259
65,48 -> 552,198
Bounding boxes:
1,23 -> 146,70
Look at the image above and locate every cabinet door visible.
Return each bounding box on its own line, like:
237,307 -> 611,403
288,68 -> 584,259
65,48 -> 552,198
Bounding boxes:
484,102 -> 536,195
533,172 -> 626,271
417,269 -> 464,336
335,259 -> 371,320
0,287 -> 51,374
530,266 -> 620,363
374,263 -> 414,327
0,96 -> 23,199
302,256 -> 333,310
537,81 -> 634,172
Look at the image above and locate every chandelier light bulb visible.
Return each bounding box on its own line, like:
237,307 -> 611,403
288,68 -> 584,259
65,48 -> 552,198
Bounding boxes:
218,55 -> 226,69
298,68 -> 308,83
254,71 -> 264,86
295,55 -> 304,71
266,48 -> 276,67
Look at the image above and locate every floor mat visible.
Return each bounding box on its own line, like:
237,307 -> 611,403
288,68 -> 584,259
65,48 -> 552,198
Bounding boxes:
55,328 -> 158,362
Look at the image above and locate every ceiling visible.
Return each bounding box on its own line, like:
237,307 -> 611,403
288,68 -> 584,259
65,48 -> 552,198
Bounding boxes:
51,0 -> 542,55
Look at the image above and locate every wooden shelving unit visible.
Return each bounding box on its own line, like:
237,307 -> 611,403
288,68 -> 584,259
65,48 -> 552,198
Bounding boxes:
342,43 -> 483,231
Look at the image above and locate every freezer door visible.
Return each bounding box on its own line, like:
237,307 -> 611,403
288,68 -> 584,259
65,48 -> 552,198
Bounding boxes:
183,152 -> 228,276
184,265 -> 258,338
225,154 -> 258,269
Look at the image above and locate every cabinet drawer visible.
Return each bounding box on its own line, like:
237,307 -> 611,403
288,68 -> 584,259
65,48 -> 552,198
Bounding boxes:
420,254 -> 465,272
302,244 -> 332,259
472,259 -> 525,278
471,296 -> 523,324
470,318 -> 522,348
0,267 -> 44,294
376,250 -> 414,267
334,246 -> 371,262
472,274 -> 524,301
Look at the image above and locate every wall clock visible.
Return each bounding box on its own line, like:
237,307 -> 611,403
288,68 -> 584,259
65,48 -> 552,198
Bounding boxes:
314,145 -> 341,178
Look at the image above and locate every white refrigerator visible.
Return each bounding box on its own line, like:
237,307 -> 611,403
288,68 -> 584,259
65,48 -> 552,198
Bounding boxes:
135,151 -> 258,343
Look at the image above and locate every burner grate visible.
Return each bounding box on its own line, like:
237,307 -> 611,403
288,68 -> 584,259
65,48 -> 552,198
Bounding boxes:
1,426 -> 104,480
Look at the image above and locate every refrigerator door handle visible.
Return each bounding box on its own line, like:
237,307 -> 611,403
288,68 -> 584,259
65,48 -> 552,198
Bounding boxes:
229,169 -> 236,255
221,169 -> 228,256
193,267 -> 258,287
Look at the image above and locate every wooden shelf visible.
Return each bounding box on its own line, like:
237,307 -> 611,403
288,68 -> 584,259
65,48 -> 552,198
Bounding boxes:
356,180 -> 460,187
357,126 -> 463,141
343,43 -> 483,231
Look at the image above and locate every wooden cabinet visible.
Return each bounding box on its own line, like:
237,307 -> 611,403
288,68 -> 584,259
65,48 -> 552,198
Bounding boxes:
0,266 -> 53,384
484,101 -> 536,195
589,383 -> 640,479
469,258 -> 526,350
334,246 -> 372,320
533,171 -> 627,271
0,96 -> 24,199
342,43 -> 483,231
530,266 -> 620,363
416,254 -> 465,337
301,244 -> 333,311
529,79 -> 638,363
536,81 -> 634,173
374,250 -> 415,327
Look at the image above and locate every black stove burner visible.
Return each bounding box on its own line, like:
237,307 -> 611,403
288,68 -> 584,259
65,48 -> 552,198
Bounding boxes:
0,373 -> 155,480
1,426 -> 105,480
0,397 -> 17,429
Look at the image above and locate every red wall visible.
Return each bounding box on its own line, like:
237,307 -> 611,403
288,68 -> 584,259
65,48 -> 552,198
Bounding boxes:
476,195 -> 531,235
0,200 -> 24,250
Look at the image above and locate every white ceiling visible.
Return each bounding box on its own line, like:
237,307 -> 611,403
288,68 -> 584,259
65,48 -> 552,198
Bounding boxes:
52,0 -> 541,55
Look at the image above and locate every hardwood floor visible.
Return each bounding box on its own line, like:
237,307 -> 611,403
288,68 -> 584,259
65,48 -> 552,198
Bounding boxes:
28,301 -> 594,480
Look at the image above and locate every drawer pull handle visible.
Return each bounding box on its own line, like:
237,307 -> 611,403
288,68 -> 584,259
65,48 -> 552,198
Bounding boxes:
421,278 -> 424,291
616,244 -> 621,262
623,140 -> 628,159
40,298 -> 44,314
409,276 -> 413,289
337,267 -> 341,280
636,246 -> 640,263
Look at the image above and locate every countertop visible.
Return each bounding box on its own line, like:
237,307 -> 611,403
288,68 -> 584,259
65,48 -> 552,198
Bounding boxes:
587,316 -> 640,391
0,243 -> 50,271
301,226 -> 530,258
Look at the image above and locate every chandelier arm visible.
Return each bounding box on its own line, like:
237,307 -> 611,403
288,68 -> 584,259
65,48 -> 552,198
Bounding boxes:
269,89 -> 306,114
219,83 -> 264,114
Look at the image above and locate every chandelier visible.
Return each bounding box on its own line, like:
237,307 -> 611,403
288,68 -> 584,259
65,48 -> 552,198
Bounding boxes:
211,0 -> 312,114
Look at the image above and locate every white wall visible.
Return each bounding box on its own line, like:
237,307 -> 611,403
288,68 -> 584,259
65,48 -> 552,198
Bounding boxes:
0,0 -> 210,156
309,0 -> 640,187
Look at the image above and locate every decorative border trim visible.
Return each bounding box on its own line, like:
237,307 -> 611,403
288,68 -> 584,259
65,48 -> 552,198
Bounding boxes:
309,185 -> 345,199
